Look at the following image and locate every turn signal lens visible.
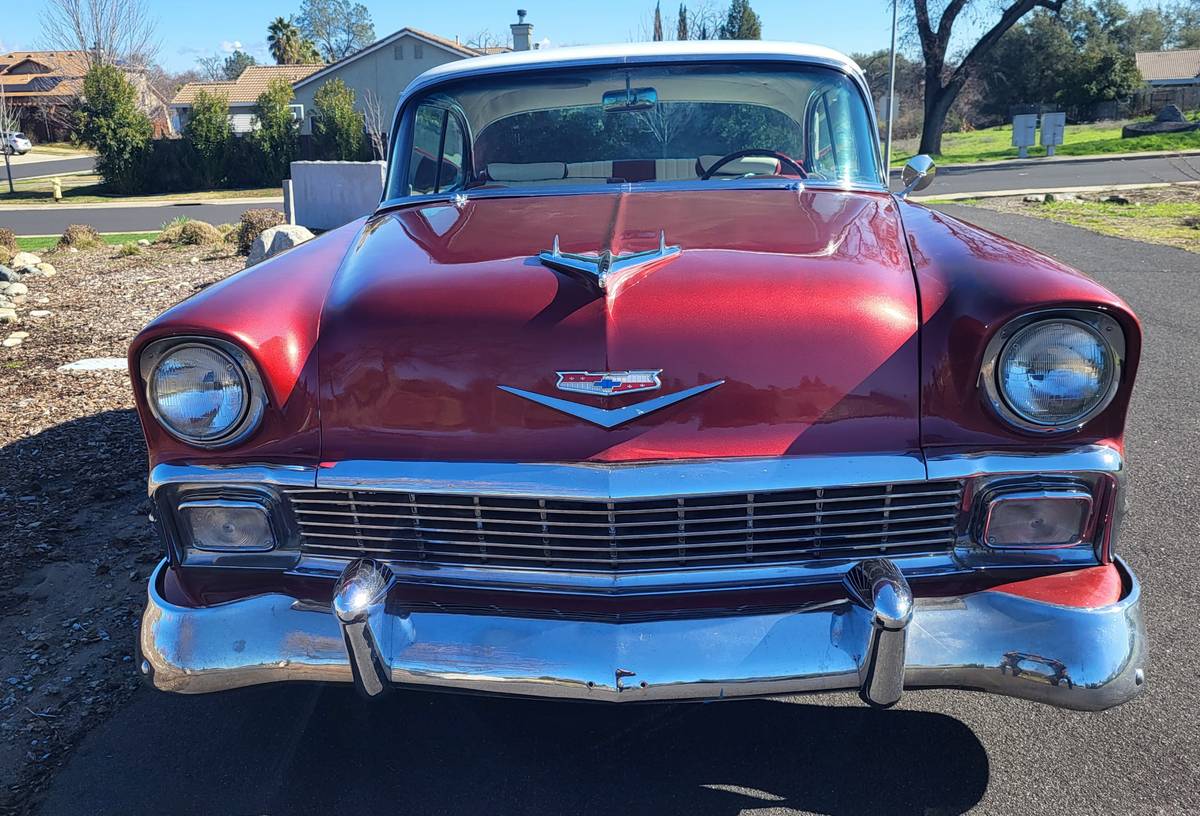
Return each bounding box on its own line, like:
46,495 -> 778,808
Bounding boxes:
179,501 -> 275,552
983,491 -> 1092,549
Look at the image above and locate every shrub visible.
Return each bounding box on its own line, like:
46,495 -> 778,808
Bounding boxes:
0,228 -> 15,251
251,79 -> 299,185
118,241 -> 142,257
0,246 -> 12,266
57,224 -> 103,250
157,219 -> 224,246
312,78 -> 364,161
216,223 -> 238,237
184,90 -> 233,189
76,65 -> 153,193
236,208 -> 286,254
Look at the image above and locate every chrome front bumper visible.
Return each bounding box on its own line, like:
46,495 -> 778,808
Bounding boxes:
139,556 -> 1146,711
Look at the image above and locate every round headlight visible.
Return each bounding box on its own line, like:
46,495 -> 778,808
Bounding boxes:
996,319 -> 1116,427
148,344 -> 249,443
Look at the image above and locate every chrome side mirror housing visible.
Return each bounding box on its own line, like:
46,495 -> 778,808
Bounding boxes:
899,155 -> 936,198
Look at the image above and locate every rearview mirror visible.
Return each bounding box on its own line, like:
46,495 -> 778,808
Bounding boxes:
899,154 -> 936,197
602,86 -> 658,113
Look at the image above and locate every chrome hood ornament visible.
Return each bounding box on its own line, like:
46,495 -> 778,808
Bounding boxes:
539,231 -> 681,290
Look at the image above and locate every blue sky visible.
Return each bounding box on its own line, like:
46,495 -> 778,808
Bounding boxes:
4,0 -> 1162,72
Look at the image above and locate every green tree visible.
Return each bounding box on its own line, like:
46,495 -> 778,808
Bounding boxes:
222,50 -> 256,80
268,16 -> 323,64
677,4 -> 689,39
250,78 -> 298,184
76,64 -> 153,193
297,0 -> 375,61
184,90 -> 231,188
719,0 -> 762,39
312,77 -> 364,160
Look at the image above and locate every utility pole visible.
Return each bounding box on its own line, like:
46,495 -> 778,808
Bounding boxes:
885,0 -> 899,185
0,83 -> 14,194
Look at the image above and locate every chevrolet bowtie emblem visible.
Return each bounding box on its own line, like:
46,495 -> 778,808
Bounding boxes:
499,374 -> 723,429
538,231 -> 681,290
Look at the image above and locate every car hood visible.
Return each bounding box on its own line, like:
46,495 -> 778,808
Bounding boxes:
317,187 -> 920,463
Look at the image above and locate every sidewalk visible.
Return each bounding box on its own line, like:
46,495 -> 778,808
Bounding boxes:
0,195 -> 283,212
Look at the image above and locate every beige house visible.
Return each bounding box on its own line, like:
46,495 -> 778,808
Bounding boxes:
170,64 -> 323,133
290,29 -> 491,140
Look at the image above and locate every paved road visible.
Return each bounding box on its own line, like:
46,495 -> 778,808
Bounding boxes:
35,208 -> 1199,814
901,152 -> 1200,196
1,155 -> 95,182
0,200 -> 277,236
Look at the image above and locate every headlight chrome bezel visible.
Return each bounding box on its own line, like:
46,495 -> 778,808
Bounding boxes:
140,336 -> 267,448
980,309 -> 1125,435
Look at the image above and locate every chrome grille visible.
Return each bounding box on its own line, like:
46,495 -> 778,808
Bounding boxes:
287,481 -> 964,572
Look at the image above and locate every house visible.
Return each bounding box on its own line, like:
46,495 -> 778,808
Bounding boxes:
1135,49 -> 1200,88
170,64 -> 323,134
0,50 -> 170,140
290,13 -> 535,142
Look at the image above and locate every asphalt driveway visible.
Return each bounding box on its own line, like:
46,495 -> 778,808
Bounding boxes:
36,206 -> 1200,815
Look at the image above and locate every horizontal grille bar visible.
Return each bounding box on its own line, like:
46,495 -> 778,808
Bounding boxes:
288,480 -> 963,572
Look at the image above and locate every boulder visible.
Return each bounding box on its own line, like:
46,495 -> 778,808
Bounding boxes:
0,308 -> 16,324
246,225 -> 315,268
34,263 -> 56,277
9,252 -> 41,272
5,282 -> 28,297
0,266 -> 17,283
1122,106 -> 1198,138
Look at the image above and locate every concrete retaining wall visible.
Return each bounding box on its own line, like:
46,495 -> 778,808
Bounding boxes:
288,160 -> 386,230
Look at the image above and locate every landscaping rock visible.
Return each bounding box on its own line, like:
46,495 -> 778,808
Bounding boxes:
6,283 -> 29,298
137,239 -> 150,247
29,310 -> 51,318
0,308 -> 16,324
246,225 -> 314,267
10,252 -> 41,273
35,263 -> 56,277
0,265 -> 18,283
1023,194 -> 1048,204
9,331 -> 29,340
1102,194 -> 1132,205
1122,105 -> 1199,138
57,357 -> 128,372
3,337 -> 22,347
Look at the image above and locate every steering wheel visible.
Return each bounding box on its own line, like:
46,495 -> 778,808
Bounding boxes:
700,148 -> 807,180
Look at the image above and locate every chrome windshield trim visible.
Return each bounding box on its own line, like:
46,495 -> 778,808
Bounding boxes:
375,177 -> 889,216
311,454 -> 929,500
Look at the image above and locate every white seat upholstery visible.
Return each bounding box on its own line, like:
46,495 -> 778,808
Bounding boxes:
566,161 -> 614,179
698,154 -> 781,176
655,158 -> 699,181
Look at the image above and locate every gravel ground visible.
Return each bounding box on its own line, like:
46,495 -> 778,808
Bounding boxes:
0,243 -> 242,814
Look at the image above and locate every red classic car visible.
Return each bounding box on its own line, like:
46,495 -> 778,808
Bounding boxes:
132,42 -> 1145,710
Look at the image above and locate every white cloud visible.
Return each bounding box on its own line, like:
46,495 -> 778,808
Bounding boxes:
220,40 -> 243,53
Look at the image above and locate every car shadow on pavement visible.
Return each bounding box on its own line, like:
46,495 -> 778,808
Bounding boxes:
43,682 -> 989,815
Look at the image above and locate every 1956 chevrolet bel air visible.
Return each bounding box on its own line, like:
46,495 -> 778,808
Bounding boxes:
131,42 -> 1146,710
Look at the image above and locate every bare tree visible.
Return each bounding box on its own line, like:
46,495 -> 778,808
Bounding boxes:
912,0 -> 1065,155
686,1 -> 724,40
196,55 -> 225,82
40,0 -> 160,67
362,89 -> 388,160
465,28 -> 510,52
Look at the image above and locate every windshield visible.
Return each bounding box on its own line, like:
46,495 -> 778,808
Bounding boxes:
388,63 -> 881,198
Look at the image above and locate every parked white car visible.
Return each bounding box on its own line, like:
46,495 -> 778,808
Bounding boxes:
2,132 -> 32,155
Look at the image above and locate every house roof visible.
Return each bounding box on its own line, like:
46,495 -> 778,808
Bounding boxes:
1136,50 -> 1200,83
0,50 -> 91,100
171,64 -> 324,106
291,27 -> 489,91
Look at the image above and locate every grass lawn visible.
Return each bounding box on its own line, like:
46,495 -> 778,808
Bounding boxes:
0,173 -> 280,205
15,231 -> 160,252
962,187 -> 1200,254
891,120 -> 1200,166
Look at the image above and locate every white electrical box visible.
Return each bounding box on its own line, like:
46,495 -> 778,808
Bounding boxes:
1012,114 -> 1038,158
1040,112 -> 1066,156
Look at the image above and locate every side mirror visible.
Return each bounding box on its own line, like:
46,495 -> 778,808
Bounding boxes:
899,155 -> 936,197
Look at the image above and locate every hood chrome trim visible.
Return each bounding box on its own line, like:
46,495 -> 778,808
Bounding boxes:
539,230 -> 680,290
498,380 -> 723,428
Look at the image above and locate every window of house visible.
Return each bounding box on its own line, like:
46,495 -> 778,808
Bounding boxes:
414,42 -> 424,59
394,44 -> 404,59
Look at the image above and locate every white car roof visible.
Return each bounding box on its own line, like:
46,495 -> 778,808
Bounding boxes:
405,41 -> 866,97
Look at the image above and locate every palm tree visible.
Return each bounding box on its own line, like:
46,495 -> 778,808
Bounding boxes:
267,17 -> 321,65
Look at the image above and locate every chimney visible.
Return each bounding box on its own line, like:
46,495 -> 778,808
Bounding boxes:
511,9 -> 533,51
